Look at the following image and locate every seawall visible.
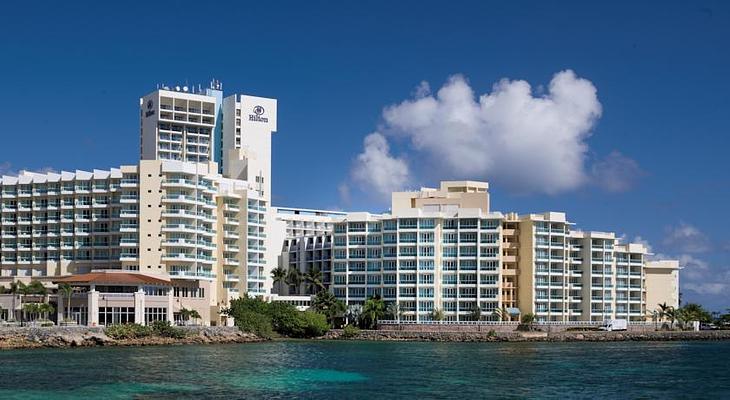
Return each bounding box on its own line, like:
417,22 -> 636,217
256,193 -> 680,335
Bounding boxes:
323,329 -> 730,342
0,326 -> 263,349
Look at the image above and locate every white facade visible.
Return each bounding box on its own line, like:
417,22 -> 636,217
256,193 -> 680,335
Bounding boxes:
221,94 -> 277,202
140,83 -> 223,164
275,207 -> 345,238
331,210 -> 504,322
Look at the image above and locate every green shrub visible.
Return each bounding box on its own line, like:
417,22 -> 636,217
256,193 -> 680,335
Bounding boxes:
150,320 -> 187,339
236,310 -> 275,339
300,311 -> 329,338
268,301 -> 304,336
105,323 -> 152,339
342,324 -> 361,339
224,296 -> 330,338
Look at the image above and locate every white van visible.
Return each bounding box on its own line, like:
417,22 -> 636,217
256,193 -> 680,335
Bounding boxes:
600,319 -> 627,331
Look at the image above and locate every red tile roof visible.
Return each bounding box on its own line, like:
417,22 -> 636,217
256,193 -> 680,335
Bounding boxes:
53,272 -> 171,286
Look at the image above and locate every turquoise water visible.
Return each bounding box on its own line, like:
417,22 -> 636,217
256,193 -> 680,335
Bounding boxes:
0,340 -> 729,399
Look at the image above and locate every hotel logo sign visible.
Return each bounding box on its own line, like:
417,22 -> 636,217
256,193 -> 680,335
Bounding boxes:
145,99 -> 155,118
249,105 -> 268,123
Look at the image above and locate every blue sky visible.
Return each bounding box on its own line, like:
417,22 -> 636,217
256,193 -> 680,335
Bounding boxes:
1,1 -> 728,310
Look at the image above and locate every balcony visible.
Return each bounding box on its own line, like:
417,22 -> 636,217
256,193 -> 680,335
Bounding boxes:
162,238 -> 195,247
162,178 -> 197,188
119,195 -> 138,203
162,194 -> 196,204
224,204 -> 240,212
119,239 -> 138,247
168,269 -> 216,280
119,253 -> 138,261
162,253 -> 197,262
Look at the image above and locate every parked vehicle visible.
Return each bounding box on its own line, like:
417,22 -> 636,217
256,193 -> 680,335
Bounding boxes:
700,323 -> 719,330
599,319 -> 627,331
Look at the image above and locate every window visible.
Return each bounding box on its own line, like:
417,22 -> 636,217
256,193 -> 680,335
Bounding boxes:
144,287 -> 168,296
98,307 -> 135,325
145,307 -> 168,324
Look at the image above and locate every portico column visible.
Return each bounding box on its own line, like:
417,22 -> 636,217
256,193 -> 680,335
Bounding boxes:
88,290 -> 99,326
57,295 -> 64,324
134,286 -> 145,325
167,286 -> 174,323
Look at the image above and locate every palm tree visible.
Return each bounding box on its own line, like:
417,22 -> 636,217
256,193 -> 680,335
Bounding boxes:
177,307 -> 202,325
312,290 -> 346,327
679,303 -> 712,323
286,268 -> 302,295
179,307 -> 192,325
431,308 -> 445,323
39,303 -> 54,321
304,267 -> 325,294
190,309 -> 202,325
179,307 -> 202,325
58,283 -> 74,323
386,302 -> 401,322
648,310 -> 659,331
492,306 -> 511,322
25,280 -> 47,296
520,313 -> 536,331
347,304 -> 363,326
469,306 -> 482,322
22,303 -> 39,322
665,306 -> 677,330
657,302 -> 670,322
362,295 -> 386,329
271,267 -> 286,295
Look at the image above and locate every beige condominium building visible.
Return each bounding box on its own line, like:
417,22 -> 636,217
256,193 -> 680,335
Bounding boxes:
328,181 -> 679,323
644,260 -> 680,310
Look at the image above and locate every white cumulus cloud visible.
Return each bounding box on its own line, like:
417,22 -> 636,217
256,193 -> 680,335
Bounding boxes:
350,133 -> 410,201
639,227 -> 728,300
347,70 -> 642,199
591,151 -> 646,192
663,222 -> 711,253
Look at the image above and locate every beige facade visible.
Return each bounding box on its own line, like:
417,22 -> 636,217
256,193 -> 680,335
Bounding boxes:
391,181 -> 489,214
645,260 -> 680,310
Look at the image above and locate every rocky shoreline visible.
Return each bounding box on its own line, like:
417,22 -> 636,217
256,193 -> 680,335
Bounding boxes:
322,329 -> 730,342
4,326 -> 729,349
0,326 -> 263,350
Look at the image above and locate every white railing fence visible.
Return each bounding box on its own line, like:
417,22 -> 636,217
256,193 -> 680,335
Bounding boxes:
377,320 -> 654,326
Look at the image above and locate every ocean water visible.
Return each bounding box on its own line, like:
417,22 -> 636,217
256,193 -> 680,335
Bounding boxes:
0,340 -> 728,399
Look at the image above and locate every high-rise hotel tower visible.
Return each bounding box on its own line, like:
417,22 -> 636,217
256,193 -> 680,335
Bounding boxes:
0,81 -> 280,326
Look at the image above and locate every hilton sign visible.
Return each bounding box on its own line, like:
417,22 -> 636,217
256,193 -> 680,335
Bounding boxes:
248,105 -> 268,123
145,99 -> 155,118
